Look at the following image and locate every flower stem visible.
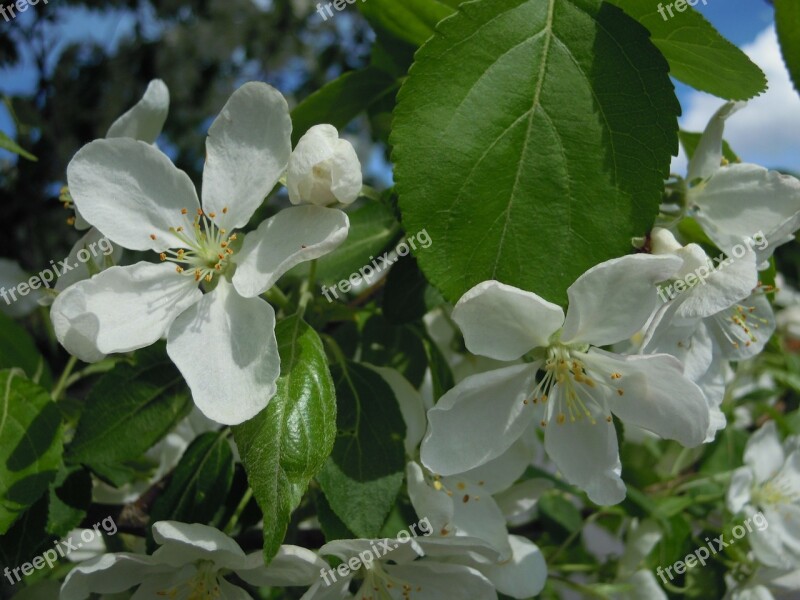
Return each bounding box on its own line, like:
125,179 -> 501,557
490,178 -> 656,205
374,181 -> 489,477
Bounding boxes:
51,355 -> 78,401
224,488 -> 254,535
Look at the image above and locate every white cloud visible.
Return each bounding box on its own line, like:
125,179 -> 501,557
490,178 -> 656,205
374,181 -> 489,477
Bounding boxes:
672,25 -> 800,174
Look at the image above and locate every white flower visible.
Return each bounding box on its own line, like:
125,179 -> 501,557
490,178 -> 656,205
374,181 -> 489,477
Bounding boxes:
612,520 -> 666,600
420,255 -> 711,506
727,421 -> 800,569
287,124 -> 362,206
60,521 -> 325,600
725,566 -> 800,600
685,101 -> 800,266
0,258 -> 44,317
51,82 -> 350,425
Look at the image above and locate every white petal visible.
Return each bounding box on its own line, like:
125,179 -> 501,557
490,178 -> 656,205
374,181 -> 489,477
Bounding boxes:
420,364 -> 539,476
673,244 -> 758,320
586,350 -> 710,447
216,578 -> 254,599
287,124 -> 362,206
707,291 -> 775,361
202,82 -> 292,230
371,366 -> 426,454
452,281 -> 564,361
494,479 -> 554,523
641,317 -> 713,382
106,79 -> 170,144
618,520 -> 662,576
60,553 -> 165,600
166,280 -> 280,425
53,228 -> 123,296
621,570 -> 668,600
744,421 -> 785,484
301,577 -> 354,600
67,138 -> 200,252
236,546 -> 328,587
151,521 -> 246,570
690,163 -> 800,263
383,562 -> 496,600
750,506 -> 795,569
232,205 -> 349,298
561,254 -> 682,346
544,402 -> 626,505
472,535 -> 547,599
727,468 -> 753,514
686,101 -> 746,182
459,435 -> 535,494
0,259 -> 43,317
51,262 -> 201,360
406,461 -> 454,537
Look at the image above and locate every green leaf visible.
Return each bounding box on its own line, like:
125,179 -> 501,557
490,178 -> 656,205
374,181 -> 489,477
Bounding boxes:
0,131 -> 37,161
361,314 -> 427,387
393,0 -> 680,306
679,131 -> 740,164
776,0 -> 800,94
359,0 -> 456,47
609,0 -> 766,100
47,465 -> 92,538
0,370 -> 64,534
538,491 -> 582,533
317,362 -> 406,538
233,316 -> 337,562
0,312 -> 52,387
291,68 -> 399,145
148,431 -> 234,548
382,255 -> 442,324
66,345 -> 192,478
314,201 -> 401,289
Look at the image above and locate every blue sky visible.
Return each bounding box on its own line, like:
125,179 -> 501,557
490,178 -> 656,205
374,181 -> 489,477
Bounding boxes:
0,1 -> 793,169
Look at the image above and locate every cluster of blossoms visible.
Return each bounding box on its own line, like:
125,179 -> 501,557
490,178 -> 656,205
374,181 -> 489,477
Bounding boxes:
36,81 -> 800,599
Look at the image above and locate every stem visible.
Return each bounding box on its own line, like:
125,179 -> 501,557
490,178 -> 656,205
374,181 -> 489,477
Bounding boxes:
296,260 -> 318,319
51,355 -> 78,401
264,285 -> 292,312
224,488 -> 254,535
548,575 -> 610,599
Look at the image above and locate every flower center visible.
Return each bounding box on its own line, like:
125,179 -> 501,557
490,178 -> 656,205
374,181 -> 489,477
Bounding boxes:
753,474 -> 800,508
360,561 -> 421,600
525,345 -> 623,428
157,207 -> 237,283
158,561 -> 222,599
712,288 -> 772,350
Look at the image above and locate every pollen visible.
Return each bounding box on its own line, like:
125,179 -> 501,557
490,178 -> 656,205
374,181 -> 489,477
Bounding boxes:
611,372 -> 622,380
181,208 -> 188,215
150,234 -> 157,240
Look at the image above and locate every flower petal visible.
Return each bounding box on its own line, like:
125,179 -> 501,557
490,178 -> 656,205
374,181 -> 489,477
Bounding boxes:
459,434 -> 535,495
60,553 -> 165,600
67,138 -> 200,252
586,350 -> 710,447
471,535 -> 547,599
53,228 -> 122,297
561,254 -> 682,347
726,467 -> 754,514
420,364 -> 539,476
707,291 -> 775,361
51,262 -> 201,360
151,521 -> 246,570
371,367 -> 427,454
544,402 -> 626,505
287,124 -> 362,206
201,82 -> 292,230
744,421 -> 785,484
686,101 -> 746,182
236,546 -> 328,587
406,461 -> 454,537
166,279 -> 280,425
452,281 -> 564,361
689,163 -> 800,263
0,259 -> 43,317
383,562 -> 496,600
106,79 -> 170,144
232,205 -> 349,298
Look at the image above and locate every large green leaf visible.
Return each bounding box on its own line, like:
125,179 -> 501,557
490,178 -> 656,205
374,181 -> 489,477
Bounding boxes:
233,316 -> 337,562
393,0 -> 680,306
776,0 -> 800,94
0,312 -> 52,387
66,345 -> 191,482
317,362 -> 406,538
148,431 -> 234,549
0,370 -> 63,534
291,67 -> 399,145
609,0 -> 766,100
